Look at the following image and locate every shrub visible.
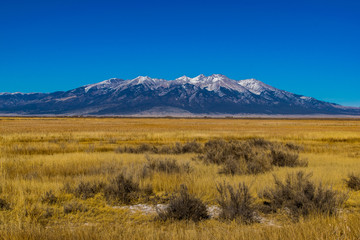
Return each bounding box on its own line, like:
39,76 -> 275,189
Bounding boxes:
63,201 -> 88,214
247,138 -> 272,148
345,174 -> 360,191
137,143 -> 153,153
158,185 -> 209,222
200,139 -> 230,165
270,147 -> 308,167
157,145 -> 172,154
143,156 -> 191,176
116,141 -> 202,155
179,141 -> 202,153
261,171 -> 347,219
245,151 -> 273,174
216,182 -> 258,223
199,139 -> 305,175
284,142 -> 304,151
218,157 -> 247,175
25,205 -> 54,223
0,198 -> 11,210
73,181 -> 105,199
41,190 -> 58,204
200,139 -> 273,175
64,181 -> 105,200
43,207 -> 54,219
115,144 -> 154,154
104,173 -> 153,204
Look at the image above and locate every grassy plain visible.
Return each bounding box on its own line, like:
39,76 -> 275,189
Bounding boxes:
0,117 -> 360,239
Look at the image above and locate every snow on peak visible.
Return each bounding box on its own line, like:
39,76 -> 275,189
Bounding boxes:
300,96 -> 314,101
84,78 -> 124,92
173,74 -> 249,93
127,76 -> 168,90
189,74 -> 206,84
82,74 -> 280,96
133,76 -> 152,83
178,74 -> 229,84
175,75 -> 191,82
207,74 -> 230,82
238,78 -> 276,95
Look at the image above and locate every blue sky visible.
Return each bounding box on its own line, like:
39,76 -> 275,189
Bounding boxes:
1,0 -> 359,106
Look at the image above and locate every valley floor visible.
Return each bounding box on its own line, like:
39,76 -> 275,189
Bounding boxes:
0,117 -> 360,239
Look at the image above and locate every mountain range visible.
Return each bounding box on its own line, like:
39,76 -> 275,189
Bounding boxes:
1,74 -> 359,116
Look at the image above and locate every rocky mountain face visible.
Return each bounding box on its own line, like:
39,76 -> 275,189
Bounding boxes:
0,74 -> 359,116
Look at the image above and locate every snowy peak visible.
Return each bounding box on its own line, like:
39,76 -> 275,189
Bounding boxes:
172,74 -> 249,93
84,78 -> 124,92
132,76 -> 153,83
128,76 -> 168,90
238,78 -> 277,95
189,74 -> 206,84
175,75 -> 191,83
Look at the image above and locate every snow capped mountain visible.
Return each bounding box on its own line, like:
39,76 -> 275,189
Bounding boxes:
0,74 -> 359,116
82,74 -> 277,95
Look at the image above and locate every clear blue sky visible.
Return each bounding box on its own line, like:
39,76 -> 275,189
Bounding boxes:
1,0 -> 359,106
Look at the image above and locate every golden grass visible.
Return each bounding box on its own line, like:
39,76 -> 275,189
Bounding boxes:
1,117 -> 360,239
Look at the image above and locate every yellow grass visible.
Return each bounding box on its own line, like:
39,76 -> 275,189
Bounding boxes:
1,117 -> 360,239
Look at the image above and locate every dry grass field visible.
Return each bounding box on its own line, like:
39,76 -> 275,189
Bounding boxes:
1,117 -> 360,240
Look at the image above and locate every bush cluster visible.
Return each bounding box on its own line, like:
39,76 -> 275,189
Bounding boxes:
260,171 -> 347,219
115,141 -> 202,154
199,139 -> 307,175
64,173 -> 153,204
142,156 -> 191,177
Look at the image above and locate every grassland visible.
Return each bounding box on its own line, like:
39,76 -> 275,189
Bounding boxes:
0,117 -> 360,239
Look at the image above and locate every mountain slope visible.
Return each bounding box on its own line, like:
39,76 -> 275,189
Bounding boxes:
0,74 -> 359,116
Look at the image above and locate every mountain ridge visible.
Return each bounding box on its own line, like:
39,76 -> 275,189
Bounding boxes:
1,74 -> 359,116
